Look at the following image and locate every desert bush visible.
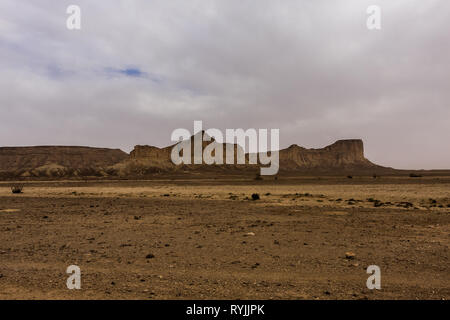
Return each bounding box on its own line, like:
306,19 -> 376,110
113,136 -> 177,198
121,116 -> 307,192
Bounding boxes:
409,173 -> 422,178
347,175 -> 353,179
251,193 -> 260,200
254,173 -> 263,181
11,186 -> 23,194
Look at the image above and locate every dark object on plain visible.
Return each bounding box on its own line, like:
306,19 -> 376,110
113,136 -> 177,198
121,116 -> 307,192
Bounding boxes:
11,186 -> 23,194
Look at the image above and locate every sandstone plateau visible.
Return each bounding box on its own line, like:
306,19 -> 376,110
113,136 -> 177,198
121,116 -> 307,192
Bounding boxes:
0,135 -> 387,178
0,146 -> 127,178
278,139 -> 377,170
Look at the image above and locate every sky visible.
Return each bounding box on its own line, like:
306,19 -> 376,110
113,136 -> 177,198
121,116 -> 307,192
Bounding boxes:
0,0 -> 449,169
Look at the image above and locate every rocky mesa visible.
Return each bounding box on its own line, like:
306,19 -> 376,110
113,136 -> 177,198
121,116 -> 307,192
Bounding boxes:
119,136 -> 381,175
278,139 -> 377,170
0,146 -> 128,178
0,138 -> 385,178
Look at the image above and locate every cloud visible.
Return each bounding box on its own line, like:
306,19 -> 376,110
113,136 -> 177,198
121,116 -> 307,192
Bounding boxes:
0,0 -> 449,169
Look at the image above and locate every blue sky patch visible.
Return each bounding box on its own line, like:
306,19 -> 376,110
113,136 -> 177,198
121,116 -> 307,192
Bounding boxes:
119,68 -> 145,77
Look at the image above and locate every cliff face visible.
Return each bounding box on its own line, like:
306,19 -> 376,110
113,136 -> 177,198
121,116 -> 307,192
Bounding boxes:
0,146 -> 128,175
279,139 -> 373,169
121,132 -> 247,175
130,145 -> 171,160
126,138 -> 376,173
0,138 -> 382,178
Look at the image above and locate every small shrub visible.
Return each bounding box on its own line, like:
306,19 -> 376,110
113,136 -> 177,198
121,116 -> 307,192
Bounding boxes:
347,175 -> 353,179
251,193 -> 260,200
409,173 -> 422,178
374,201 -> 383,207
254,174 -> 263,181
11,186 -> 23,194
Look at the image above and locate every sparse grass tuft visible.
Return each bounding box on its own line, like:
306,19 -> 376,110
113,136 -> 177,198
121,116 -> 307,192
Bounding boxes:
11,186 -> 23,194
254,174 -> 263,181
251,193 -> 260,200
409,173 -> 422,178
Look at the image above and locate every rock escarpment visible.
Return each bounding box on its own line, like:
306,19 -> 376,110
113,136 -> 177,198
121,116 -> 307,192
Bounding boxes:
0,146 -> 128,177
0,138 -> 384,178
123,138 -> 379,175
116,132 -> 247,176
279,139 -> 376,170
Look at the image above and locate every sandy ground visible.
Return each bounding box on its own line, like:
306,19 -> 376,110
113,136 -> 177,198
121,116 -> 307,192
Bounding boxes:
0,177 -> 449,299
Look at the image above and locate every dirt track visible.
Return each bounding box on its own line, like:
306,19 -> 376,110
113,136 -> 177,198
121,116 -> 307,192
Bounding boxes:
0,177 -> 449,299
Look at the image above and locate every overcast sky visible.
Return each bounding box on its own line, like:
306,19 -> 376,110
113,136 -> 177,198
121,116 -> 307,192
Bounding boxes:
0,0 -> 449,169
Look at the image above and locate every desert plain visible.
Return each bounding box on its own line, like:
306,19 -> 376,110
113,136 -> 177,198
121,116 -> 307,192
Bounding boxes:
0,175 -> 448,300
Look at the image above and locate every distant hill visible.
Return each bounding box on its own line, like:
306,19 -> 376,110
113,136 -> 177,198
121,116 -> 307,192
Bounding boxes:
0,136 -> 401,179
0,146 -> 127,178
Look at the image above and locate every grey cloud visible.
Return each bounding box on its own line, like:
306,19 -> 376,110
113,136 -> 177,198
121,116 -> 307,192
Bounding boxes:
0,0 -> 448,169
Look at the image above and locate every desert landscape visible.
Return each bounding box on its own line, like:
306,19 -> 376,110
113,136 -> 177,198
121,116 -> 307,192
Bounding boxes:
1,1 -> 449,303
0,139 -> 448,299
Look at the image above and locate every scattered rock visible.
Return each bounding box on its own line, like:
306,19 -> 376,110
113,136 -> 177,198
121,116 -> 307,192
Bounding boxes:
345,252 -> 356,260
374,201 -> 383,207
